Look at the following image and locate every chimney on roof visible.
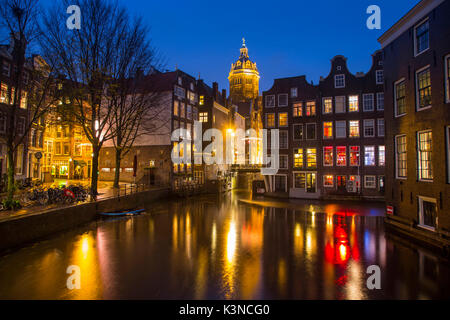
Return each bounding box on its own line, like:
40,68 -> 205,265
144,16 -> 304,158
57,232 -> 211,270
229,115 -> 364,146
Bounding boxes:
212,82 -> 219,101
222,89 -> 227,107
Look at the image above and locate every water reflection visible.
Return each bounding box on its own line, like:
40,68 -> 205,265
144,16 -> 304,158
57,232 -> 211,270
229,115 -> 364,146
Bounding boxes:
0,191 -> 450,300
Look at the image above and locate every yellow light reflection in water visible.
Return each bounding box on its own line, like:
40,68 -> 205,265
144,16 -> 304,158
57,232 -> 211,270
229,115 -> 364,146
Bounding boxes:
227,221 -> 237,263
345,260 -> 366,300
68,232 -> 102,299
223,218 -> 238,299
172,215 -> 178,251
211,222 -> 217,252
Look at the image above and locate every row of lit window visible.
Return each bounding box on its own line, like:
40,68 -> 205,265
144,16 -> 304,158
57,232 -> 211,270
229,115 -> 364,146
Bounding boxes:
277,145 -> 385,169
265,120 -> 384,146
395,130 -> 435,181
0,83 -> 28,108
265,93 -> 384,114
173,100 -> 198,121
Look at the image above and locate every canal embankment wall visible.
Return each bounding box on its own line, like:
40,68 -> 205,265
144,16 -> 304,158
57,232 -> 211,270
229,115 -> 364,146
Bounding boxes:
0,188 -> 169,252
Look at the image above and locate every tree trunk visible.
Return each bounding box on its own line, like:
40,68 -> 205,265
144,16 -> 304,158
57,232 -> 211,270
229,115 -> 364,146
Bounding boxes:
6,144 -> 15,202
90,146 -> 100,200
113,148 -> 122,188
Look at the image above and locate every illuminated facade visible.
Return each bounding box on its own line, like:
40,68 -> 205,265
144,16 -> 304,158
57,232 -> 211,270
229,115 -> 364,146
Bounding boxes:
228,39 -> 260,103
42,111 -> 93,181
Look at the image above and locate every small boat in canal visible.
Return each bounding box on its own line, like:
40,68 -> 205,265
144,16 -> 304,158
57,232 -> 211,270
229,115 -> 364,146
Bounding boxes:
98,208 -> 145,217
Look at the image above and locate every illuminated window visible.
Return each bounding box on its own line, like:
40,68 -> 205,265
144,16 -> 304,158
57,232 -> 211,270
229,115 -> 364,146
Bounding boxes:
306,101 -> 316,116
322,97 -> 332,114
278,112 -> 288,127
364,176 -> 377,188
348,95 -> 359,112
294,172 -> 306,189
293,102 -> 302,117
376,70 -> 384,85
364,119 -> 375,137
265,95 -> 275,107
15,144 -> 24,175
199,112 -> 208,123
294,149 -> 303,168
307,148 -> 317,168
414,19 -> 429,55
199,95 -> 204,105
335,96 -> 345,113
349,121 -> 360,138
266,113 -> 275,128
323,175 -> 334,187
364,146 -> 376,166
293,124 -> 303,140
323,147 -> 333,166
179,102 -> 185,118
336,121 -> 346,138
323,122 -> 333,139
0,83 -> 8,103
306,123 -> 316,140
379,146 -> 385,166
335,74 -> 345,88
394,80 -> 406,116
20,91 -> 27,109
336,146 -> 347,166
278,94 -> 288,107
280,131 -> 288,149
377,92 -> 384,111
416,67 -> 431,110
350,146 -> 360,166
9,87 -> 15,105
417,130 -> 433,181
395,135 -> 407,178
363,93 -> 374,111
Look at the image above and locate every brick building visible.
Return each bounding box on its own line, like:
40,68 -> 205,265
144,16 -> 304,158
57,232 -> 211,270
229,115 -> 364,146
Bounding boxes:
262,51 -> 385,200
379,0 -> 450,247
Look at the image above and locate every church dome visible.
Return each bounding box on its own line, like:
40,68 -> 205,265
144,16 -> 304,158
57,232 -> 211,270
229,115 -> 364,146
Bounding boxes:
228,38 -> 260,103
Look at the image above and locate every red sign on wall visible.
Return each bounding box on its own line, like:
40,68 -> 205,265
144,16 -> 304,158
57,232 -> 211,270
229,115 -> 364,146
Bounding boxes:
386,206 -> 394,215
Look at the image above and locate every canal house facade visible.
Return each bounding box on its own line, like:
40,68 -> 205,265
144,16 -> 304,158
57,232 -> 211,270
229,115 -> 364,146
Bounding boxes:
262,51 -> 386,200
379,0 -> 450,246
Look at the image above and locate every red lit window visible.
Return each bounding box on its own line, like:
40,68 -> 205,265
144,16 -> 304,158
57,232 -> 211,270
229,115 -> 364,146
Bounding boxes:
323,147 -> 333,166
350,146 -> 360,166
336,146 -> 346,166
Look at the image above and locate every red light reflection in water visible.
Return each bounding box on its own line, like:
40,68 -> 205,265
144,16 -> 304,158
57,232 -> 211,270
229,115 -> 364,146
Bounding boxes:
324,214 -> 359,265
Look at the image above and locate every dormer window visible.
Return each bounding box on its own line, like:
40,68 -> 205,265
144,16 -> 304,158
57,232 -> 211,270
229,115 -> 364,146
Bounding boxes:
178,76 -> 182,86
337,66 -> 342,71
334,74 -> 345,88
414,19 -> 429,56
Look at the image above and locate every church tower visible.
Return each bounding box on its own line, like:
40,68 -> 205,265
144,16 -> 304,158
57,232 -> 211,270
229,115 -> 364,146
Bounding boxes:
228,38 -> 260,103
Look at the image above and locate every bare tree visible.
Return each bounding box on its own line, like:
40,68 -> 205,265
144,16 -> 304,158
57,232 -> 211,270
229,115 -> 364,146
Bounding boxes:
0,0 -> 58,202
105,19 -> 166,188
39,0 -> 143,197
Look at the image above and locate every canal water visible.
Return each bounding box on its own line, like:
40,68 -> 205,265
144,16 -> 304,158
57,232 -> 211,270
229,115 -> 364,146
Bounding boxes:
0,191 -> 449,300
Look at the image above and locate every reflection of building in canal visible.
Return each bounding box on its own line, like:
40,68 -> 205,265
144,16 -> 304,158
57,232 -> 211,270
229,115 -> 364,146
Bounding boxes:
262,208 -> 387,299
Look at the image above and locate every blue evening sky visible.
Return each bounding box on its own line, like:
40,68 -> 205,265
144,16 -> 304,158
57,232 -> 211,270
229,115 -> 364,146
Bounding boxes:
42,0 -> 420,92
